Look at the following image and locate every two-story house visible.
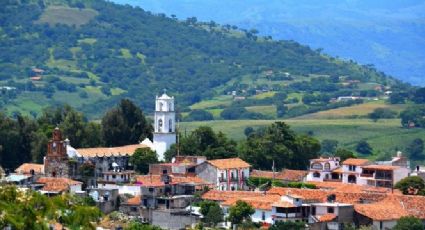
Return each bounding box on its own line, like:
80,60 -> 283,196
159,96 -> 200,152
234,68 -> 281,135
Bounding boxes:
306,157 -> 341,182
340,158 -> 370,184
196,158 -> 250,191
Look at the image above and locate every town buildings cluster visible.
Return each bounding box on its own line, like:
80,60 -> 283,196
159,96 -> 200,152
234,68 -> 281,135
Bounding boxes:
1,94 -> 425,230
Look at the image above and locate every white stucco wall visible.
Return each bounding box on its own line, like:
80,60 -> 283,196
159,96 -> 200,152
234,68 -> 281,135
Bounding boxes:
97,184 -> 141,196
251,209 -> 273,224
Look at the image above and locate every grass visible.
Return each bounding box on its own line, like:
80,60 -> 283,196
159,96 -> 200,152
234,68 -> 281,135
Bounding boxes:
78,38 -> 97,45
245,105 -> 276,117
252,91 -> 275,99
110,87 -> 126,96
36,6 -> 98,27
296,100 -> 407,119
4,93 -> 47,117
180,118 -> 425,157
190,95 -> 233,110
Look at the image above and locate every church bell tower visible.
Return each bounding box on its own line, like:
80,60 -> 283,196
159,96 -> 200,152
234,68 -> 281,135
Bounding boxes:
44,127 -> 70,177
153,91 -> 176,160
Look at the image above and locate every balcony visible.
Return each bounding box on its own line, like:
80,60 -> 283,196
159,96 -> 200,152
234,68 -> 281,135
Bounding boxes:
230,177 -> 239,182
360,173 -> 373,177
218,177 -> 227,183
323,178 -> 342,182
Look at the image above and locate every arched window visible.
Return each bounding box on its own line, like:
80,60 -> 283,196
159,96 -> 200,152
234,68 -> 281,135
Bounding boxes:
169,102 -> 173,111
159,102 -> 163,111
158,119 -> 163,132
324,163 -> 331,171
313,172 -> 321,178
169,119 -> 173,132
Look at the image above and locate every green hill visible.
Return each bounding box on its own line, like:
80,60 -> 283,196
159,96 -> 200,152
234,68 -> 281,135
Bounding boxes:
0,0 -> 406,119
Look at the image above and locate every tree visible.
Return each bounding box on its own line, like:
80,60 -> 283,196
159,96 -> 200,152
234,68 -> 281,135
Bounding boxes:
356,140 -> 373,155
400,106 -> 425,128
244,127 -> 255,137
368,108 -> 397,122
406,138 -> 424,160
239,122 -> 320,170
335,148 -> 356,161
102,99 -> 153,146
393,216 -> 424,230
130,148 -> 158,174
227,200 -> 255,225
199,200 -> 223,226
125,222 -> 162,230
412,87 -> 425,104
185,110 -> 214,121
164,126 -> 237,161
320,139 -> 338,155
395,176 -> 425,195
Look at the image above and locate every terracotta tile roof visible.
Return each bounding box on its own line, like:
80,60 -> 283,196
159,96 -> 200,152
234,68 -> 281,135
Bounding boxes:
361,165 -> 400,171
354,195 -> 425,221
221,194 -> 281,210
311,157 -> 339,163
342,158 -> 370,166
15,163 -> 44,175
308,181 -> 399,194
76,144 -> 149,157
332,167 -> 343,173
207,158 -> 250,169
37,177 -> 82,193
272,201 -> 295,208
317,214 -> 336,222
123,196 -> 141,206
202,190 -> 265,202
268,187 -> 389,204
251,169 -> 308,182
135,174 -> 210,186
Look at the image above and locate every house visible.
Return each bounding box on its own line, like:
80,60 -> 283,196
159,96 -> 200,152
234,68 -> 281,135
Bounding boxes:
358,165 -> 409,188
196,157 -> 250,191
250,169 -> 308,183
2,174 -> 33,186
88,188 -> 119,214
306,157 -> 341,182
120,195 -> 142,218
149,156 -> 206,176
354,195 -> 425,229
125,172 -> 207,229
15,163 -> 44,175
340,158 -> 370,184
36,177 -> 82,195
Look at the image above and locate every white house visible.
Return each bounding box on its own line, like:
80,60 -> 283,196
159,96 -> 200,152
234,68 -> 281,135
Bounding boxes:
196,158 -> 250,191
306,157 -> 341,182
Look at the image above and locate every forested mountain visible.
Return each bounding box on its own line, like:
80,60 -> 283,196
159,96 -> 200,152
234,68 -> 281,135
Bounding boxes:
116,0 -> 425,85
0,0 -> 404,119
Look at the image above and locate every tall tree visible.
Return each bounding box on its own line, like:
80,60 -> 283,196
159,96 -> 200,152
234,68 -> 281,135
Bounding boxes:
227,200 -> 255,225
102,99 -> 153,146
239,122 -> 320,170
130,148 -> 158,174
406,138 -> 424,160
356,140 -> 373,155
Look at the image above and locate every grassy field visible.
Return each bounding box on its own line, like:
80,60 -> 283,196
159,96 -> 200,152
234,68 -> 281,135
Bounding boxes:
245,105 -> 276,117
36,6 -> 98,27
181,118 -> 425,157
296,101 -> 407,119
190,95 -> 233,109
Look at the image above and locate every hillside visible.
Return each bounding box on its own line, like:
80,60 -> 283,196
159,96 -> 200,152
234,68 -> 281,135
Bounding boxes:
116,0 -> 425,85
0,0 -> 404,119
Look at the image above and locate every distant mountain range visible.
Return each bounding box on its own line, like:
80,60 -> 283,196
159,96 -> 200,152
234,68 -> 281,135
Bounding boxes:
114,0 -> 425,85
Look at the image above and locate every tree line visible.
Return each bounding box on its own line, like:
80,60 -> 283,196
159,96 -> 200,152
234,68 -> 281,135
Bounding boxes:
0,99 -> 151,169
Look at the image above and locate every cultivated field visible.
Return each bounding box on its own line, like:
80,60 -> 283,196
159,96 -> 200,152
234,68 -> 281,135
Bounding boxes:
181,118 -> 425,157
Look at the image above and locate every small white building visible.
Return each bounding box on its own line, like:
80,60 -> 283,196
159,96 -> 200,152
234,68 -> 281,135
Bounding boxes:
196,158 -> 250,191
153,92 -> 176,161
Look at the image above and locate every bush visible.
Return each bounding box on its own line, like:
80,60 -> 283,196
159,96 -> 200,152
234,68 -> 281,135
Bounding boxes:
184,109 -> 214,121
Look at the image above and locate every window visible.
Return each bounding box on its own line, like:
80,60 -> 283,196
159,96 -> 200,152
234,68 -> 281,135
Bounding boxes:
327,207 -> 334,213
148,187 -> 154,193
324,163 -> 330,171
131,207 -> 138,212
159,102 -> 163,111
349,165 -> 356,171
112,175 -> 116,179
262,211 -> 266,221
169,119 -> 173,132
312,207 -> 316,215
313,172 -> 321,178
158,119 -> 163,132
